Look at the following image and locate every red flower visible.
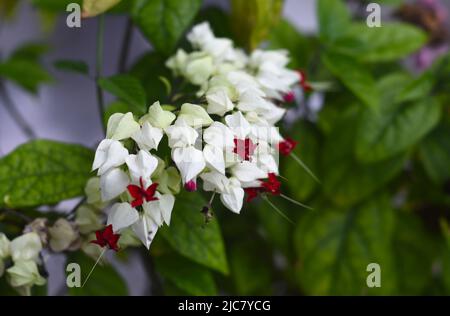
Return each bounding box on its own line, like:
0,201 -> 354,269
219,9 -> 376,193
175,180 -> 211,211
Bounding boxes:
233,138 -> 258,161
283,91 -> 295,103
260,173 -> 281,195
90,225 -> 121,252
244,188 -> 260,202
127,177 -> 159,208
298,70 -> 313,92
278,138 -> 298,156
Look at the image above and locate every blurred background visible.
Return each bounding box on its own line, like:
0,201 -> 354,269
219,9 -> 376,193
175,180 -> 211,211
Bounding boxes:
1,0 -> 449,296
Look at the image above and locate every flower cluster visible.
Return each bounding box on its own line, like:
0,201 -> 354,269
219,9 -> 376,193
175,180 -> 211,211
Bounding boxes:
90,22 -> 303,250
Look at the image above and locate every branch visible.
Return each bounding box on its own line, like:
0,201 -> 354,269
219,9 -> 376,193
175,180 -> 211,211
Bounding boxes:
118,18 -> 133,73
0,81 -> 37,139
95,14 -> 106,133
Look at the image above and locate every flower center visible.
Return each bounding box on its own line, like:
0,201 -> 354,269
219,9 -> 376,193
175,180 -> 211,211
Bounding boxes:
233,137 -> 257,161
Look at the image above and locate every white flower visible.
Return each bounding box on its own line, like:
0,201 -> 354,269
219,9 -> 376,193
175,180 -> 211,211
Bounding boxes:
10,232 -> 42,263
7,260 -> 46,293
75,205 -> 103,234
48,219 -> 78,252
178,103 -> 213,127
166,49 -> 188,76
206,89 -> 234,116
187,22 -> 215,49
200,171 -> 244,214
125,150 -> 158,186
132,122 -> 163,151
184,53 -> 214,85
225,111 -> 251,139
203,122 -> 235,149
0,233 -> 10,259
92,139 -> 129,175
100,168 -> 129,201
165,119 -> 199,148
140,101 -> 176,129
166,119 -> 206,184
203,144 -> 225,174
106,112 -> 140,141
260,102 -> 286,125
107,202 -> 139,233
230,161 -> 266,183
84,177 -> 103,207
107,194 -> 175,249
172,146 -> 206,184
237,90 -> 272,113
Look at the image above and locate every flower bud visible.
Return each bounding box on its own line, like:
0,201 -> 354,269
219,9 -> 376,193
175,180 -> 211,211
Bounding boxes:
6,260 -> 46,293
184,53 -> 214,85
48,219 -> 79,252
82,0 -> 121,18
0,233 -> 11,259
185,179 -> 197,192
75,205 -> 103,235
140,101 -> 176,129
106,112 -> 141,141
178,103 -> 213,127
10,232 -> 42,263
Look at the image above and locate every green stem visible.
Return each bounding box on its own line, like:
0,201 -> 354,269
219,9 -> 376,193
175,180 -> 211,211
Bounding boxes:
261,195 -> 294,225
280,193 -> 314,211
291,152 -> 321,184
95,14 -> 106,133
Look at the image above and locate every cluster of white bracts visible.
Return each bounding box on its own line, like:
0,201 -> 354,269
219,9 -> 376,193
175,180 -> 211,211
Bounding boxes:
91,22 -> 300,250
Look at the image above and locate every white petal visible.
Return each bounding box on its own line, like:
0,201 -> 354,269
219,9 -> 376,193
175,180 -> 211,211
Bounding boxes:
125,150 -> 158,185
143,192 -> 175,226
10,233 -> 42,263
257,154 -> 279,174
225,111 -> 251,139
220,186 -> 244,214
231,161 -> 266,183
132,122 -> 163,151
178,103 -> 213,127
107,203 -> 139,232
140,101 -> 176,129
94,139 -> 129,175
172,146 -> 206,184
203,144 -> 225,174
165,119 -> 199,148
206,89 -> 234,116
131,215 -> 159,249
100,168 -> 130,201
200,171 -> 229,193
260,103 -> 286,125
106,112 -> 140,141
203,122 -> 234,149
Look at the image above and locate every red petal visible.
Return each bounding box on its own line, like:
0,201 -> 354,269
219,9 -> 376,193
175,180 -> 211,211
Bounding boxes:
127,184 -> 143,199
145,183 -> 159,199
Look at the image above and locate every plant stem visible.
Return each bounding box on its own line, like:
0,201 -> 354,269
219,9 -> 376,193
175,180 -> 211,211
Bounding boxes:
0,81 -> 36,139
95,14 -> 106,133
118,18 -> 133,73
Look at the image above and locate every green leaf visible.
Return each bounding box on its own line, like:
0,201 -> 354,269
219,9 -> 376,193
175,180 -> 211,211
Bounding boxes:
155,254 -> 217,296
322,108 -> 406,206
230,0 -> 284,50
98,75 -> 147,115
68,252 -> 128,296
129,52 -> 172,104
317,0 -> 351,42
160,192 -> 229,275
355,74 -> 441,163
294,196 -> 396,295
10,43 -> 49,61
322,52 -> 379,108
0,140 -> 94,208
229,243 -> 273,295
54,60 -> 89,75
0,59 -> 52,93
194,7 -> 232,39
393,213 -> 438,295
396,71 -> 435,104
133,0 -> 203,54
334,23 -> 427,63
282,122 -> 319,201
268,19 -> 314,69
419,123 -> 450,184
